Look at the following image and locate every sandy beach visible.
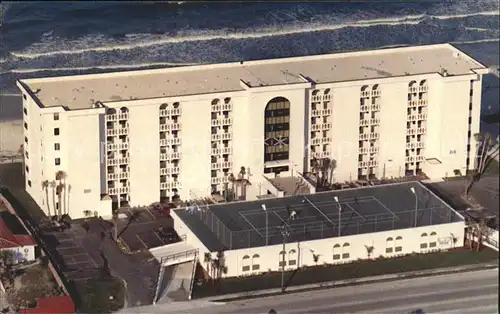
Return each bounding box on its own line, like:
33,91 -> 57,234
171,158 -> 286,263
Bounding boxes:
0,94 -> 23,163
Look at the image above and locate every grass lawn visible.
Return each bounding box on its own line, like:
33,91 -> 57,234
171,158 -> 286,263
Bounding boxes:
192,248 -> 498,299
75,275 -> 126,313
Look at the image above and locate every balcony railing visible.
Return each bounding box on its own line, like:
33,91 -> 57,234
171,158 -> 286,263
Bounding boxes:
360,91 -> 370,98
311,109 -> 332,117
311,151 -> 330,159
419,86 -> 428,92
405,155 -> 426,163
369,132 -> 379,140
160,152 -> 182,160
311,137 -> 332,145
107,172 -> 129,181
159,123 -> 181,131
311,123 -> 331,131
105,114 -> 117,122
358,160 -> 378,168
108,186 -> 130,195
409,87 -> 418,93
160,181 -> 181,189
406,127 -> 427,136
409,86 -> 428,94
211,133 -> 232,141
107,127 -> 129,136
211,176 -> 229,184
408,100 -> 418,108
311,95 -> 322,102
371,89 -> 381,97
359,146 -> 379,154
408,113 -> 428,121
323,94 -> 332,101
211,147 -> 232,155
211,103 -> 232,112
211,118 -> 232,127
107,142 -> 129,151
211,161 -> 232,170
159,138 -> 181,146
107,157 -> 129,166
360,105 -> 370,112
406,142 -> 425,149
160,167 -> 180,175
159,108 -> 182,117
418,99 -> 428,106
371,104 -> 381,111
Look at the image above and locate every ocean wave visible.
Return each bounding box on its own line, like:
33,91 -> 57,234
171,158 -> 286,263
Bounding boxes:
451,38 -> 500,45
11,10 -> 499,59
0,61 -> 200,75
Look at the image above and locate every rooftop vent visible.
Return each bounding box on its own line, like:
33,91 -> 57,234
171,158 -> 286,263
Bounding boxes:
440,68 -> 449,77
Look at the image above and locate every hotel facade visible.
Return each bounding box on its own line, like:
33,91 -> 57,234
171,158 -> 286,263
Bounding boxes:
17,43 -> 488,219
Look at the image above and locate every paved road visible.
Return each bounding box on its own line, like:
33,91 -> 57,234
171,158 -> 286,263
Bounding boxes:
123,268 -> 499,313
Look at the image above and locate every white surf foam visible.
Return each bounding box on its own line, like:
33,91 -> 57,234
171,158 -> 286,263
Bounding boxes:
451,38 -> 500,44
13,10 -> 498,59
4,61 -> 200,74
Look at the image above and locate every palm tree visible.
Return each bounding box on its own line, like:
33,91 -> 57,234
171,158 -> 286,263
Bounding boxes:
328,159 -> 337,186
365,245 -> 374,258
238,167 -> 247,200
42,180 -> 51,216
50,181 -> 57,219
466,133 -> 494,195
310,158 -> 321,187
56,184 -> 63,220
55,170 -> 67,215
203,252 -> 211,280
67,184 -> 72,216
320,158 -> 331,187
228,173 -> 236,201
18,144 -> 24,175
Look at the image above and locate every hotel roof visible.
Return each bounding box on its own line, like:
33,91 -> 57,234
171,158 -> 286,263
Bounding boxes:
19,43 -> 487,110
174,181 -> 464,252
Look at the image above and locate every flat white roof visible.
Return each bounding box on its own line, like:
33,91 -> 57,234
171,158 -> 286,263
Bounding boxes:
19,43 -> 486,110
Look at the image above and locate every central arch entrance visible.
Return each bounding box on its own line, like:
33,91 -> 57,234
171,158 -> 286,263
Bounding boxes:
264,97 -> 290,174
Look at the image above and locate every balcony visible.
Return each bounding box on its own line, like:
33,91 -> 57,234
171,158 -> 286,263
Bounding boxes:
408,100 -> 418,108
107,142 -> 129,151
159,138 -> 181,146
211,161 -> 232,170
360,91 -> 370,98
160,152 -> 182,160
311,137 -> 332,145
108,186 -> 130,195
359,146 -> 379,154
370,118 -> 380,125
311,95 -> 322,102
160,167 -> 180,175
360,119 -> 370,127
311,109 -> 332,117
311,151 -> 330,159
419,86 -> 428,93
105,114 -> 117,122
418,99 -> 428,106
359,133 -> 369,140
369,132 -> 379,140
107,157 -> 129,166
406,127 -> 427,136
212,147 -> 232,155
118,113 -> 129,120
211,176 -> 230,185
323,94 -> 332,101
406,142 -> 425,149
211,103 -> 232,112
371,104 -> 381,111
371,90 -> 381,97
211,118 -> 232,127
409,87 -> 418,93
211,133 -> 232,141
311,123 -> 331,131
405,155 -> 426,163
160,181 -> 181,190
360,105 -> 370,112
159,123 -> 181,132
107,172 -> 129,181
160,108 -> 182,117
106,126 -> 129,136
358,160 -> 378,168
407,113 -> 428,121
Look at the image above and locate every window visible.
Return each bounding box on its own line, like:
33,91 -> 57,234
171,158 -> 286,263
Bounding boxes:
24,122 -> 28,130
420,243 -> 428,249
242,255 -> 250,272
25,136 -> 28,143
27,180 -> 32,187
342,243 -> 350,259
23,94 -> 27,100
54,113 -> 59,120
54,143 -> 60,151
24,108 -> 27,115
55,158 -> 61,166
395,236 -> 403,252
333,244 -> 341,260
288,249 -> 297,266
385,237 -> 394,254
252,254 -> 260,271
54,128 -> 60,136
25,166 -> 29,173
84,189 -> 91,194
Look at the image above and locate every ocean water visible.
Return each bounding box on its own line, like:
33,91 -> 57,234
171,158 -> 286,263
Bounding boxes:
0,1 -> 499,114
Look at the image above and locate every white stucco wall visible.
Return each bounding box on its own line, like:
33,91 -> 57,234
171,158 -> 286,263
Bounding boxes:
2,245 -> 36,264
220,222 -> 465,278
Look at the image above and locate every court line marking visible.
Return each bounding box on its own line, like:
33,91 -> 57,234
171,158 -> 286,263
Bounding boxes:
372,196 -> 399,219
239,212 -> 264,238
343,202 -> 366,221
153,230 -> 165,246
66,260 -> 93,266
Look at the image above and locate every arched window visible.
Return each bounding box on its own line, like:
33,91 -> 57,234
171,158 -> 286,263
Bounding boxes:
386,237 -> 394,254
420,233 -> 428,250
288,249 -> 297,266
173,102 -> 180,108
278,250 -> 287,268
324,88 -> 331,94
419,80 -> 427,86
333,244 -> 341,260
395,236 -> 403,253
408,80 -> 417,88
159,103 -> 168,109
224,97 -> 231,104
429,232 -> 437,248
342,243 -> 350,259
106,108 -> 116,115
361,85 -> 369,92
242,255 -> 250,272
264,97 -> 290,169
211,99 -> 219,106
119,107 -> 128,113
372,84 -> 379,91
252,254 -> 260,271
312,89 -> 320,95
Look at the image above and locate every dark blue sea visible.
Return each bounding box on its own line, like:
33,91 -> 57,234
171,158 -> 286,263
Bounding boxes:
0,1 -> 498,115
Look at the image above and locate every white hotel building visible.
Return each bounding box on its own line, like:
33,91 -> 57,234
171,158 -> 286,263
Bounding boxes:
17,43 -> 488,219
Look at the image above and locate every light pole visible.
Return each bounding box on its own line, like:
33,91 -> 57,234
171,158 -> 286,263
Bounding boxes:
333,196 -> 342,237
261,204 -> 268,246
279,225 -> 290,293
410,187 -> 418,227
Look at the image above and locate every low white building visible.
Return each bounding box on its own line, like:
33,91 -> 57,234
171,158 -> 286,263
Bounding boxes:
171,181 -> 465,278
0,216 -> 37,264
17,43 -> 488,219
